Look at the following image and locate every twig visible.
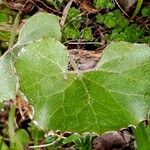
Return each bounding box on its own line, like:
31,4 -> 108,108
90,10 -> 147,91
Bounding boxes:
114,0 -> 129,17
65,41 -> 105,45
28,137 -> 61,149
31,0 -> 62,14
60,0 -> 74,27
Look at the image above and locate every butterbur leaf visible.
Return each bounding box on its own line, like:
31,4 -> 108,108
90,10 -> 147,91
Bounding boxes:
15,38 -> 74,128
17,13 -> 62,45
0,54 -> 17,101
16,41 -> 150,133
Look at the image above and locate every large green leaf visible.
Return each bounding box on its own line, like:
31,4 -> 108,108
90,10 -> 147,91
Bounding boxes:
17,13 -> 61,45
0,54 -> 17,101
0,13 -> 62,101
16,41 -> 150,133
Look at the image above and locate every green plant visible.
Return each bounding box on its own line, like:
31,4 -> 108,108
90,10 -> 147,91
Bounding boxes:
8,106 -> 30,150
108,24 -> 145,42
62,7 -> 83,40
94,0 -> 114,9
46,0 -> 63,10
81,27 -> 93,41
63,132 -> 96,149
0,8 -> 12,23
131,0 -> 143,19
131,121 -> 150,150
63,24 -> 80,40
0,8 -> 14,50
96,10 -> 129,28
0,12 -> 150,148
142,7 -> 150,16
0,31 -> 10,42
1,12 -> 150,132
0,12 -> 8,22
96,10 -> 146,42
0,136 -> 8,150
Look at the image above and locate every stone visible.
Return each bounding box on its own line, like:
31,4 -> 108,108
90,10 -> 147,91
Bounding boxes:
117,0 -> 137,10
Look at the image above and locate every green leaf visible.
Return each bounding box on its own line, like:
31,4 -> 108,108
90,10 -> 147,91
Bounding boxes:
0,54 -> 17,101
81,133 -> 95,150
17,13 -> 61,45
81,27 -> 93,41
46,0 -> 63,10
142,7 -> 150,16
0,136 -> 8,150
46,134 -> 58,144
0,8 -> 11,23
96,10 -> 129,29
94,0 -> 114,9
15,129 -> 30,147
0,12 -> 8,22
67,7 -> 81,21
0,102 -> 3,110
63,25 -> 80,40
132,122 -> 150,150
28,123 -> 45,146
0,31 -> 11,42
16,41 -> 150,133
63,133 -> 81,145
109,24 -> 145,42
